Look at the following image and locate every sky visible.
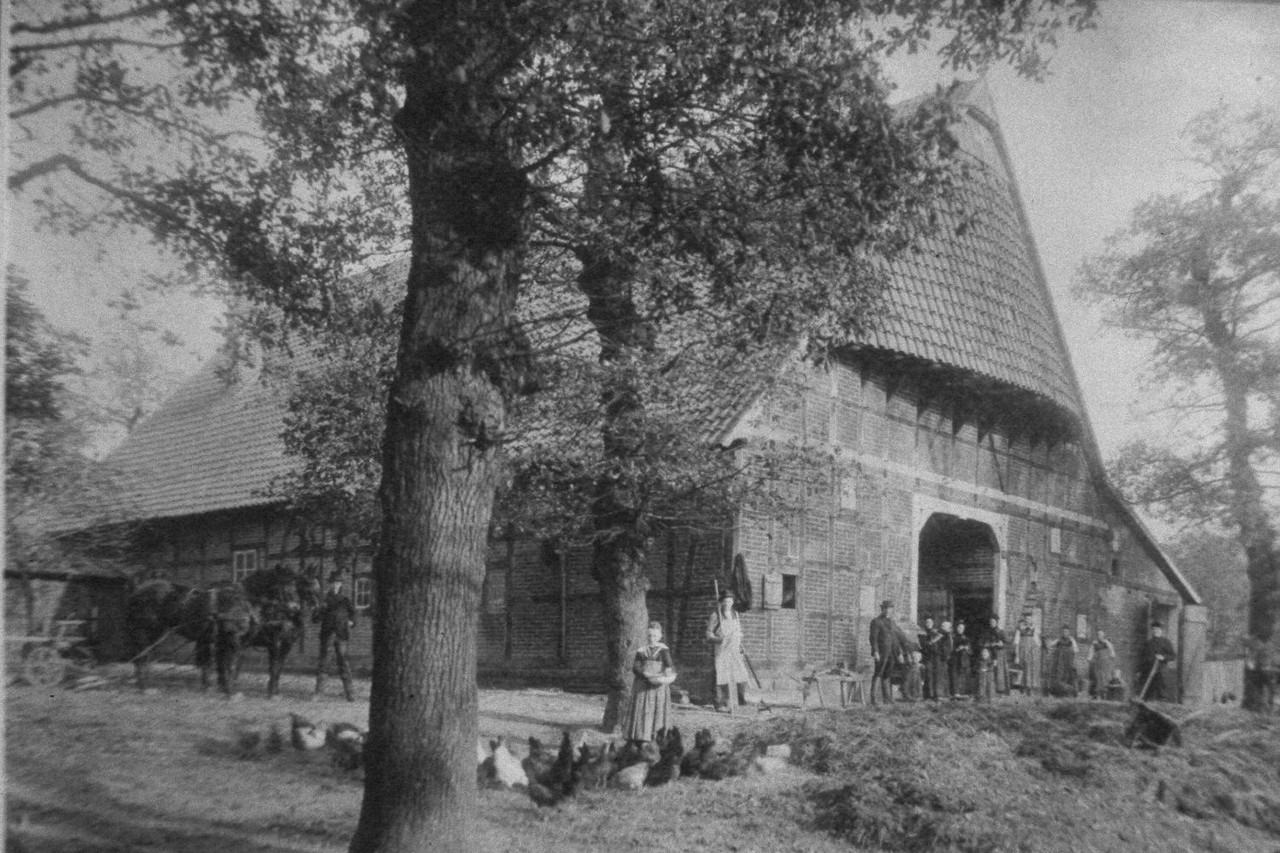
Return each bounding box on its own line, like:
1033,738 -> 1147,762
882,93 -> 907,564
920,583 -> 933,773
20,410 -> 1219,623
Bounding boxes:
8,0 -> 1280,464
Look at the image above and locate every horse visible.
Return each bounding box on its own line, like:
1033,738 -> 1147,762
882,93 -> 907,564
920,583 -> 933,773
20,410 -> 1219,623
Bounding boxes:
124,579 -> 253,695
124,565 -> 320,698
235,564 -> 322,698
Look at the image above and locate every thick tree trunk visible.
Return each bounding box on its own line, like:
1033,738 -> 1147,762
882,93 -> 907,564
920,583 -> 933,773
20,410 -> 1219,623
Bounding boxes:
579,236 -> 655,733
1209,330 -> 1279,712
598,545 -> 651,732
349,10 -> 528,849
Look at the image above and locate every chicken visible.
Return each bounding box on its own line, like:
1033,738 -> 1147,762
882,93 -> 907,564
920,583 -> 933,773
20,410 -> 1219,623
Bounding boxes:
326,722 -> 365,772
611,737 -> 660,791
521,736 -> 554,787
680,728 -> 716,779
573,741 -> 616,790
525,730 -> 578,808
645,727 -> 684,787
289,714 -> 326,751
326,721 -> 363,745
492,738 -> 527,788
610,763 -> 648,790
614,737 -> 660,770
701,746 -> 751,780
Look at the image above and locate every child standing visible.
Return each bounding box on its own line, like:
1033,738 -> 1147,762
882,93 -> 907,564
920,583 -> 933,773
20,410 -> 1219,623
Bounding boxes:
976,648 -> 995,702
625,621 -> 675,742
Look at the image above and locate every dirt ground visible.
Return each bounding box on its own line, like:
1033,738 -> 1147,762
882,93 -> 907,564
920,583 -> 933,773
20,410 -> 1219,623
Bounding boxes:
7,666 -> 1280,853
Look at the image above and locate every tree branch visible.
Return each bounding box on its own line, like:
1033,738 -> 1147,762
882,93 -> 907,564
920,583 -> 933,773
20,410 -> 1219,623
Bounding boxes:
11,1 -> 187,35
7,154 -> 223,261
8,153 -> 80,190
12,36 -> 189,54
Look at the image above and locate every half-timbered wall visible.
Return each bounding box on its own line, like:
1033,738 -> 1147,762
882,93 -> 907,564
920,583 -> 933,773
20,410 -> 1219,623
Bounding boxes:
127,354 -> 1194,696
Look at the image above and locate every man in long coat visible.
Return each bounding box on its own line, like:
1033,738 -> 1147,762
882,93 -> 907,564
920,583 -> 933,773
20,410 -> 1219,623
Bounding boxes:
313,571 -> 357,701
869,600 -> 904,704
1140,622 -> 1177,701
706,590 -> 750,712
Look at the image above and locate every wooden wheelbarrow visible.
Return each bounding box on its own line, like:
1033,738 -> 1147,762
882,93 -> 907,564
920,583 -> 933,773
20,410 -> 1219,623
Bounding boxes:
1124,662 -> 1214,748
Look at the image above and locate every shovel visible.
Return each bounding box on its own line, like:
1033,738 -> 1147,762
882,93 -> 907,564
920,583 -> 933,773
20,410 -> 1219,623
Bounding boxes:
1136,659 -> 1160,703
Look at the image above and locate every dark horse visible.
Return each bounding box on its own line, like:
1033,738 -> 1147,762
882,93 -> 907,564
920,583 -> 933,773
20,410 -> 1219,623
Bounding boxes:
239,563 -> 321,697
125,565 -> 320,698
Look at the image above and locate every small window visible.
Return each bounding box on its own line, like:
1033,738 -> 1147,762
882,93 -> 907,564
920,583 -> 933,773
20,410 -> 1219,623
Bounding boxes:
354,576 -> 373,609
780,573 -> 798,610
232,549 -> 258,581
1049,528 -> 1062,555
1111,556 -> 1121,578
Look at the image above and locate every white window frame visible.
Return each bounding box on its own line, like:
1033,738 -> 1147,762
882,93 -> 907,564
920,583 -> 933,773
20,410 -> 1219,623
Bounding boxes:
353,576 -> 373,609
232,549 -> 258,581
1049,527 -> 1062,555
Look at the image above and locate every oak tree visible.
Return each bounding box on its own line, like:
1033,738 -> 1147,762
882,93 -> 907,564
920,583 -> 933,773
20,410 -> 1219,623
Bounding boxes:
1082,105 -> 1280,711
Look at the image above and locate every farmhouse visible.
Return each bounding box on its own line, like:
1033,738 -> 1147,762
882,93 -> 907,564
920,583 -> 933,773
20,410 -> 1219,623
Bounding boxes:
101,81 -> 1207,701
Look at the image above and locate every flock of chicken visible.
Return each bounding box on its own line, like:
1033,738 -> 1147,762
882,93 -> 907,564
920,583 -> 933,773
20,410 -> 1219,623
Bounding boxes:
241,717 -> 763,808
237,713 -> 367,770
478,727 -> 753,807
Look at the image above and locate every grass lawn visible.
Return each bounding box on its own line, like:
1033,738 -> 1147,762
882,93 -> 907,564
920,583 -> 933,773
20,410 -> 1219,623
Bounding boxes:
7,667 -> 1280,852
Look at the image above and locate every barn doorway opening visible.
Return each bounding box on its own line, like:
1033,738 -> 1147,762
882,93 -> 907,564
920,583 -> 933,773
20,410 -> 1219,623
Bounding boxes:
916,513 -> 999,630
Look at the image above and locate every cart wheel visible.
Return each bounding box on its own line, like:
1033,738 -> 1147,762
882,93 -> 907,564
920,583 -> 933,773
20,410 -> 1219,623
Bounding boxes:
23,646 -> 67,688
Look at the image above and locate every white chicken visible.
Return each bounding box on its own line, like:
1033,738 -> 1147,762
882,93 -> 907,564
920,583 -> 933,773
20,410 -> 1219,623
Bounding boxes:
491,738 -> 527,788
289,713 -> 326,751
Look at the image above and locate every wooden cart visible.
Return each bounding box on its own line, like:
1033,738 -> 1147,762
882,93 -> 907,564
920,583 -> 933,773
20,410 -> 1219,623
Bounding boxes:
7,619 -> 86,688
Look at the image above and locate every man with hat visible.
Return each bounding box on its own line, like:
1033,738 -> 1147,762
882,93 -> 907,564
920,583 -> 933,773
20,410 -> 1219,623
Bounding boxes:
313,570 -> 357,701
1139,621 -> 1177,701
869,599 -> 904,704
706,588 -> 750,713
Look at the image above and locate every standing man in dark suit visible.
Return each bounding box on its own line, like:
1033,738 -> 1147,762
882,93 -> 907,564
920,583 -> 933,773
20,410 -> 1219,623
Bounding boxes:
314,571 -> 357,701
869,600 -> 904,705
1140,621 -> 1177,701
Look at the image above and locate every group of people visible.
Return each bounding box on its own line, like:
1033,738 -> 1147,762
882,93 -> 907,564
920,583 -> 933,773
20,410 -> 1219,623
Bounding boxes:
870,601 -> 1015,703
869,601 -> 1179,704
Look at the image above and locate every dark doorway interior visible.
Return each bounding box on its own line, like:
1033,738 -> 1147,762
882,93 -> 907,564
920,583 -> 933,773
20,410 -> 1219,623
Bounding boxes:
917,514 -> 998,629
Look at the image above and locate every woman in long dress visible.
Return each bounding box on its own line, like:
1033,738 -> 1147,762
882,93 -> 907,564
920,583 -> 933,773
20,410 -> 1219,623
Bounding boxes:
978,616 -> 1010,695
1015,616 -> 1041,694
625,621 -> 675,742
1087,629 -> 1116,699
706,590 -> 750,712
1047,626 -> 1079,697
